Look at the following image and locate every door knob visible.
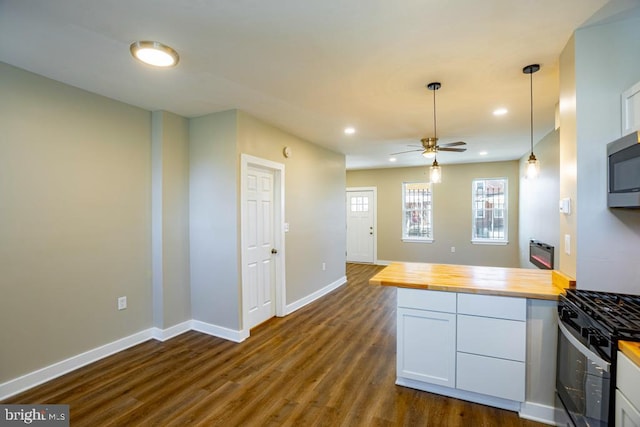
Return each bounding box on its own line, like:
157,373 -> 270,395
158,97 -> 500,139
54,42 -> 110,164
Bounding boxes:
271,248 -> 278,254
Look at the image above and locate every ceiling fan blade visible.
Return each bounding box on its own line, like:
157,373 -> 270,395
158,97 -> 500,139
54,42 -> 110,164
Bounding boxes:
439,141 -> 466,147
390,149 -> 423,155
438,147 -> 467,152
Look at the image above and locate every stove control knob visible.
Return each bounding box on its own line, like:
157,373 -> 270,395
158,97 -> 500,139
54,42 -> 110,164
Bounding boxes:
589,333 -> 607,347
561,307 -> 578,321
581,327 -> 594,338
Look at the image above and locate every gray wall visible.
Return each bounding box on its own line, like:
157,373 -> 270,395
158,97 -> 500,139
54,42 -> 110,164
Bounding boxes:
518,129 -> 561,269
0,63 -> 153,382
567,9 -> 640,293
237,111 -> 346,304
151,111 -> 191,329
188,110 -> 347,331
347,161 -> 520,267
189,110 -> 240,329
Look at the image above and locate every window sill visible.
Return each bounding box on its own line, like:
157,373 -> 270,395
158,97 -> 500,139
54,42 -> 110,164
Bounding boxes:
402,238 -> 434,244
471,240 -> 508,246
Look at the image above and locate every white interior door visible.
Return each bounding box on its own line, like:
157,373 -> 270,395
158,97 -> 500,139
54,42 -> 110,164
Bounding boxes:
346,189 -> 375,263
245,165 -> 276,328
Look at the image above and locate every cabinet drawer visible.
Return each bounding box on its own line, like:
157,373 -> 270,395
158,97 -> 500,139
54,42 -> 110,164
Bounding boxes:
618,352 -> 640,410
456,352 -> 525,402
457,293 -> 526,321
397,288 -> 456,313
457,315 -> 526,361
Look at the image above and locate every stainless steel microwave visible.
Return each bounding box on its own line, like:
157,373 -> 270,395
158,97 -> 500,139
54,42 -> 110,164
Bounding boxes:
607,130 -> 640,208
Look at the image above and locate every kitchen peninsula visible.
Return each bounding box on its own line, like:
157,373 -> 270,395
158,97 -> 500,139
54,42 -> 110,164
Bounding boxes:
370,262 -> 575,425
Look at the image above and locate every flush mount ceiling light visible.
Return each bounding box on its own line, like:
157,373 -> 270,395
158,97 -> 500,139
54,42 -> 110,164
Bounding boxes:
130,41 -> 179,67
523,64 -> 541,179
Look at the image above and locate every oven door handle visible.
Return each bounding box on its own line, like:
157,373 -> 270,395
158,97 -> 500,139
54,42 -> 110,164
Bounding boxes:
558,321 -> 611,372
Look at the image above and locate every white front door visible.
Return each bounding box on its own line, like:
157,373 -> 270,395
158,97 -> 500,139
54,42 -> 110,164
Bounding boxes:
346,189 -> 375,263
245,165 -> 276,328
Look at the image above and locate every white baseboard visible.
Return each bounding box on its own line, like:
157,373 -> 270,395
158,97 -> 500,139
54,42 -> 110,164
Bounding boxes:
285,276 -> 347,315
0,329 -> 153,400
0,318 -> 250,400
519,402 -> 567,426
190,320 -> 248,343
375,259 -> 393,266
150,320 -> 192,342
2,276 -> 352,401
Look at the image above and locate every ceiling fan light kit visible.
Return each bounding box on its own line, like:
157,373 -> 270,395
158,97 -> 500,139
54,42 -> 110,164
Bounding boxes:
523,64 -> 541,179
389,82 -> 467,182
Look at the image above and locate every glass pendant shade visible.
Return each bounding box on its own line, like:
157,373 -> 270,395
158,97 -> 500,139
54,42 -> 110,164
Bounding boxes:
430,160 -> 442,183
526,153 -> 539,179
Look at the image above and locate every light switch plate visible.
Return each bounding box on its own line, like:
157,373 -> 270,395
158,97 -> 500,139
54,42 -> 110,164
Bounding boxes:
564,234 -> 571,255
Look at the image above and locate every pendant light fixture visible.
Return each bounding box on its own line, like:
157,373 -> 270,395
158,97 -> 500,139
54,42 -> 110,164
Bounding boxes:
430,156 -> 442,184
428,82 -> 441,182
523,64 -> 540,179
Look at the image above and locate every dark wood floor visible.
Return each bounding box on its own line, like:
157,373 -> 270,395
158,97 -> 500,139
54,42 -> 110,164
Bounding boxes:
3,263 -> 546,426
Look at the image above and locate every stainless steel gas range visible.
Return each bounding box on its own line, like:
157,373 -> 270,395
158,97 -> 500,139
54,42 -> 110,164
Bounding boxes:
557,289 -> 640,427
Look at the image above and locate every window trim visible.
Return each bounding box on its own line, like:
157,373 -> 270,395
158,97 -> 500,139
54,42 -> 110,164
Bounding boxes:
401,181 -> 434,243
471,177 -> 508,244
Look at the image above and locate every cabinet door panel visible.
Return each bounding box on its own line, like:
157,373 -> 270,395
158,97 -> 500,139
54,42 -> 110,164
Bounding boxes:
616,390 -> 640,427
397,308 -> 456,387
456,352 -> 525,402
618,352 -> 640,409
457,315 -> 526,361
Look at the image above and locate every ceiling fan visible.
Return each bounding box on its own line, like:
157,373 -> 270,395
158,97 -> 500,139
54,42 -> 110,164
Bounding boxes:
392,82 -> 467,159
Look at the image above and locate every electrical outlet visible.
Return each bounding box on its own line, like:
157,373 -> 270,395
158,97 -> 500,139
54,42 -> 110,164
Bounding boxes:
451,246 -> 456,253
322,262 -> 326,271
118,296 -> 127,311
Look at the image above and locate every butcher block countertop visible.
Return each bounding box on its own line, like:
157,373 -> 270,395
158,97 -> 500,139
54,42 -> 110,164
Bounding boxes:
620,341 -> 640,367
369,262 -> 575,301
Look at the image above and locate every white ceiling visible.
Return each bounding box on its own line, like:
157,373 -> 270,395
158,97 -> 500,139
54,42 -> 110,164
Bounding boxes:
0,0 -> 614,169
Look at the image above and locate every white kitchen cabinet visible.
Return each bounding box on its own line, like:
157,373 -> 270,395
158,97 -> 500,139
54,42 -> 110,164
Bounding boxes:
616,351 -> 640,427
396,288 -> 526,405
397,290 -> 457,387
622,81 -> 640,134
616,391 -> 640,427
456,294 -> 526,401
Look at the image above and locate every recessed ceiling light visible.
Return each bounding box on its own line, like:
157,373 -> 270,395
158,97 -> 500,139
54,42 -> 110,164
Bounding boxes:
479,151 -> 488,156
344,127 -> 356,135
389,157 -> 397,162
493,108 -> 508,116
130,41 -> 179,67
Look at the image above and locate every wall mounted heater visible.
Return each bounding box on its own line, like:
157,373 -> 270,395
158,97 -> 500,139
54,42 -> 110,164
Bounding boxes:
529,240 -> 554,270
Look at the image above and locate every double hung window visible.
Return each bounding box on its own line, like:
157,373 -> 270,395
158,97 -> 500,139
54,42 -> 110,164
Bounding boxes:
402,182 -> 433,242
472,178 -> 508,243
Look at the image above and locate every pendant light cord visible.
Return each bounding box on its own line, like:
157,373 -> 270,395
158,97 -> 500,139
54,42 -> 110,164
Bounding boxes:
433,86 -> 437,140
530,70 -> 534,155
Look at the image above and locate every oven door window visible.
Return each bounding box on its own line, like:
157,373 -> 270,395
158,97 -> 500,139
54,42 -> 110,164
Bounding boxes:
557,323 -> 610,427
